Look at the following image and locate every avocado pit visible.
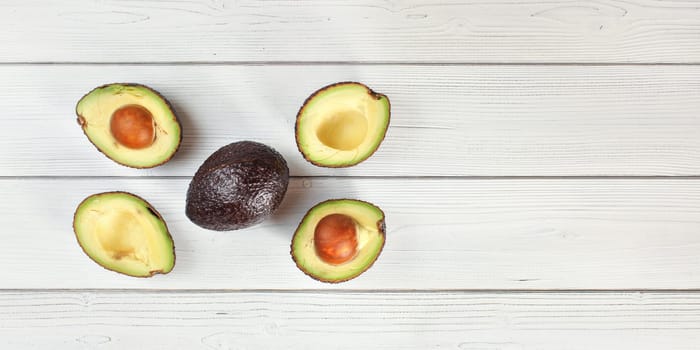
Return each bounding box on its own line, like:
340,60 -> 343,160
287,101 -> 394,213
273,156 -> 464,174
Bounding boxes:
314,213 -> 358,265
110,104 -> 155,149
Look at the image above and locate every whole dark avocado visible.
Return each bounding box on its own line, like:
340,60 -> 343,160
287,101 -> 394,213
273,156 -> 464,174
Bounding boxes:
186,141 -> 290,231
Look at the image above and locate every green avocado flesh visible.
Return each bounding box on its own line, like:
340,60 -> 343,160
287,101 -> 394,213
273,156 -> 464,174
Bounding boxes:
295,82 -> 390,167
73,192 -> 175,277
291,199 -> 385,283
76,83 -> 182,168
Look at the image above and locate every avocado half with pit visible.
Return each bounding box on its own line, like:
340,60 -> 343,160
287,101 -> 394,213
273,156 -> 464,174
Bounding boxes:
291,199 -> 386,283
73,192 -> 175,277
76,83 -> 182,168
295,82 -> 390,167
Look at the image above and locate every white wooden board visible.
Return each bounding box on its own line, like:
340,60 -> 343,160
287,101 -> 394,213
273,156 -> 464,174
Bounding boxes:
4,0 -> 700,347
2,0 -> 700,63
3,177 -> 700,290
2,65 -> 700,177
1,291 -> 699,349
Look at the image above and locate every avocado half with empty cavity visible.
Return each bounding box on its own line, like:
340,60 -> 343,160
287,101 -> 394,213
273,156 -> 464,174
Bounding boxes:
76,83 -> 182,168
295,82 -> 390,167
73,192 -> 175,277
291,199 -> 386,283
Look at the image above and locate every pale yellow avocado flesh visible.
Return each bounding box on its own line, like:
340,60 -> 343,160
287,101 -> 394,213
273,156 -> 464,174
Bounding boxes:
76,84 -> 181,168
291,199 -> 385,283
73,192 -> 175,277
296,83 -> 390,167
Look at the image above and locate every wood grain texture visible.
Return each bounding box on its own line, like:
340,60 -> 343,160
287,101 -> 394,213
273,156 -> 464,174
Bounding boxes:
3,177 -> 700,290
1,291 -> 699,349
1,0 -> 700,63
2,65 -> 700,177
4,1 -> 700,346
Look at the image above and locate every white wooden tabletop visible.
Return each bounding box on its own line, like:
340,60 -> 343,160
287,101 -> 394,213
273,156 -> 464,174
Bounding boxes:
2,0 -> 700,348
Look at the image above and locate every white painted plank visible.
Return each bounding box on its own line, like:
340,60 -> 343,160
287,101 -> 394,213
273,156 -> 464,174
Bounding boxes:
2,1 -> 700,63
3,177 -> 700,289
1,291 -> 699,349
2,65 -> 700,177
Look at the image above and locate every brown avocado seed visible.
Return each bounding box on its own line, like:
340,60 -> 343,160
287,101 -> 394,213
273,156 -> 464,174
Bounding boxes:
110,104 -> 155,149
314,214 -> 358,265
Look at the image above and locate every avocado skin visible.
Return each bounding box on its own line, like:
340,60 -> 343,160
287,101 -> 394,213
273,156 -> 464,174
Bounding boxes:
186,141 -> 290,231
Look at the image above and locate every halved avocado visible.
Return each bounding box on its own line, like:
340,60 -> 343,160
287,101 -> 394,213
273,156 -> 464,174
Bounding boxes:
76,83 -> 182,168
291,199 -> 385,283
295,82 -> 390,167
73,192 -> 175,277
